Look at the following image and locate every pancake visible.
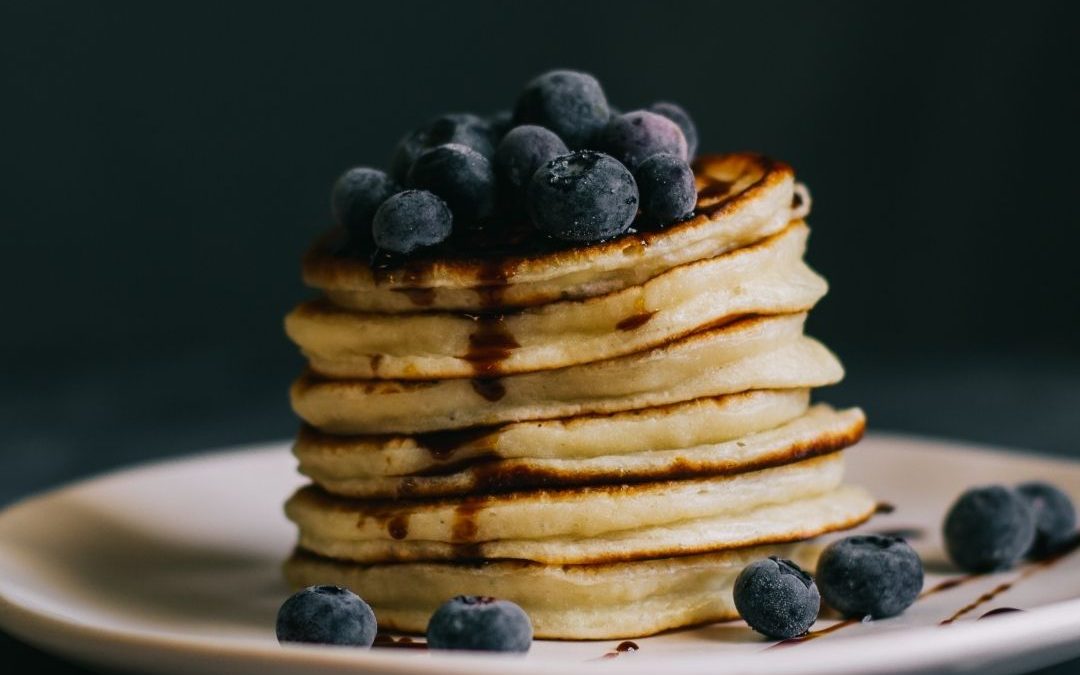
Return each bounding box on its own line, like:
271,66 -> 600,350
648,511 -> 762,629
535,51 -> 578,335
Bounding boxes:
298,403 -> 864,499
285,542 -> 823,639
285,453 -> 873,565
291,313 -> 843,434
296,389 -> 812,486
304,154 -> 797,313
287,221 -> 825,379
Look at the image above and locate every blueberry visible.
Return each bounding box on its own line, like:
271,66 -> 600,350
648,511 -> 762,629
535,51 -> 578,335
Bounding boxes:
599,110 -> 688,171
488,110 -> 513,141
330,168 -> 399,244
1017,482 -> 1077,557
494,125 -> 569,201
372,190 -> 453,254
513,70 -> 610,149
817,535 -> 924,619
649,101 -> 699,158
276,585 -> 377,647
389,113 -> 495,183
635,153 -> 697,223
944,485 -> 1036,573
406,143 -> 496,222
527,150 -> 638,242
733,557 -> 820,640
426,596 -> 532,653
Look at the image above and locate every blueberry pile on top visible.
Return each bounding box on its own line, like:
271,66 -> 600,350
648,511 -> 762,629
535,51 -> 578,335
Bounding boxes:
330,69 -> 700,256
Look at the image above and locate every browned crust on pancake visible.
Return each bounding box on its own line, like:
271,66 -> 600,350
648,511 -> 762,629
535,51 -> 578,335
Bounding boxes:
293,220 -> 804,323
290,452 -> 852,520
291,313 -> 788,395
302,153 -> 791,291
300,410 -> 865,498
287,497 -> 873,567
295,389 -> 782,453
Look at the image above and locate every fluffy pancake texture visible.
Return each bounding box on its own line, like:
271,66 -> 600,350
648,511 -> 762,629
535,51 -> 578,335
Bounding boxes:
291,313 -> 844,434
285,543 -> 822,639
296,389 -> 813,482
296,402 -> 864,498
288,221 -> 825,379
283,152 -> 870,639
287,459 -> 872,565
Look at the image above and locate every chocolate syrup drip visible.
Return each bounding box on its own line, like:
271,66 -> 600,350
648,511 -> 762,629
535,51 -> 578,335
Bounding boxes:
414,426 -> 495,461
921,575 -> 977,597
470,378 -> 506,402
940,581 -> 1015,625
373,633 -> 427,650
451,498 -> 483,543
979,607 -> 1024,619
387,514 -> 409,540
939,535 -> 1079,624
368,354 -> 384,374
464,315 -> 520,376
770,617 -> 863,648
616,311 -> 657,331
763,532 -> 1078,646
599,640 -> 640,659
697,180 -> 734,202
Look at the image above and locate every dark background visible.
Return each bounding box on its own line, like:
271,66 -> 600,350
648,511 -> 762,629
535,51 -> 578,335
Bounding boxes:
1,1 -> 1078,673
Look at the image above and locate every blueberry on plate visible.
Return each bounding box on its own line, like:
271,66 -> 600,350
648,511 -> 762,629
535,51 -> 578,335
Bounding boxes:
389,113 -> 495,183
1017,481 -> 1077,558
527,150 -> 638,242
513,69 -> 610,149
426,596 -> 532,653
635,153 -> 697,223
943,485 -> 1036,573
276,585 -> 377,647
372,189 -> 453,255
330,167 -> 399,241
817,535 -> 924,619
494,124 -> 569,200
407,143 -> 496,222
733,556 -> 820,640
599,110 -> 688,171
648,101 -> 699,158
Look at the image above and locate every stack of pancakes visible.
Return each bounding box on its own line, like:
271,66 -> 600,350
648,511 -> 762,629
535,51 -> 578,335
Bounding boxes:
283,153 -> 874,639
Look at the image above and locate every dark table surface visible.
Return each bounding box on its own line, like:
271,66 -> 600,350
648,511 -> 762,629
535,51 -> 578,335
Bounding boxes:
1,349 -> 1078,674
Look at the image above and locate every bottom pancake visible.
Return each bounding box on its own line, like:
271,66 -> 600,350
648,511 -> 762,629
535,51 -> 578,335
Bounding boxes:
285,542 -> 826,640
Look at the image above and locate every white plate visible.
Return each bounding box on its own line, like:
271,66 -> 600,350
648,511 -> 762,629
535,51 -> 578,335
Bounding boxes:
1,434 -> 1079,675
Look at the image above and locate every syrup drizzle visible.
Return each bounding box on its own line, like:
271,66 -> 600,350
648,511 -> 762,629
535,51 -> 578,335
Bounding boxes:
414,426 -> 495,461
451,497 -> 483,543
940,535 -> 1079,624
464,314 -> 520,376
597,640 -> 640,659
769,534 -> 1080,648
978,607 -> 1023,619
470,378 -> 506,402
373,633 -> 427,650
769,617 -> 864,648
616,311 -> 657,331
387,514 -> 409,540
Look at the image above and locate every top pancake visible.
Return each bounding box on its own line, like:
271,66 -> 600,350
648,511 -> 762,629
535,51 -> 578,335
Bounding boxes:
303,153 -> 801,312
